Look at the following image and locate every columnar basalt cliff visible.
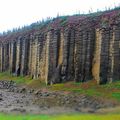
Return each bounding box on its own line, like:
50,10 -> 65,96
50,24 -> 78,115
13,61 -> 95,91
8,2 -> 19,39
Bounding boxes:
0,9 -> 120,85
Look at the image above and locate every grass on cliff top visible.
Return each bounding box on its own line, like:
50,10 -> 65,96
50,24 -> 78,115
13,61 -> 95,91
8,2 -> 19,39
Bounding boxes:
0,72 -> 120,102
0,113 -> 120,120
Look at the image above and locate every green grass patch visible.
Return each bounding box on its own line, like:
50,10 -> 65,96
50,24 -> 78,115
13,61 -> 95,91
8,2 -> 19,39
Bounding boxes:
112,92 -> 120,101
0,114 -> 50,120
0,72 -> 47,89
0,71 -> 35,85
0,113 -> 120,120
51,82 -> 103,96
50,81 -> 120,102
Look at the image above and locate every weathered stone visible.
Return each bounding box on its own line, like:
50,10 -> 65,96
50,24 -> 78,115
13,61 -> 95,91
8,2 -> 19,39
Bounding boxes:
0,10 -> 120,85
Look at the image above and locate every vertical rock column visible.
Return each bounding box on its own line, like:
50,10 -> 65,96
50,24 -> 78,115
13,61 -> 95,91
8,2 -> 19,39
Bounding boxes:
35,34 -> 40,79
107,27 -> 115,83
100,29 -> 110,84
39,34 -> 47,81
9,41 -> 16,73
74,29 -> 83,82
28,34 -> 33,76
67,29 -> 75,80
80,30 -> 88,82
9,42 -> 12,72
92,29 -> 102,84
1,44 -> 4,71
28,34 -> 38,78
50,30 -> 60,83
0,43 -> 4,72
3,43 -> 9,71
36,33 -> 45,79
84,29 -> 95,81
45,30 -> 60,84
16,37 -> 22,76
0,43 -> 2,72
75,28 -> 95,82
32,35 -> 38,79
45,31 -> 50,84
112,26 -> 120,81
58,30 -> 64,66
61,29 -> 70,82
20,36 -> 29,76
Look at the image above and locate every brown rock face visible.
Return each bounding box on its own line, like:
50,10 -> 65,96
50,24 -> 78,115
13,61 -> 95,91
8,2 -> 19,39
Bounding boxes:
0,9 -> 120,85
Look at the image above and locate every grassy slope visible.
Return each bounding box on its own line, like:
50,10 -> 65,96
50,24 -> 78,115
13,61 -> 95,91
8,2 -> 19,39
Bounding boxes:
0,72 -> 120,102
50,81 -> 120,102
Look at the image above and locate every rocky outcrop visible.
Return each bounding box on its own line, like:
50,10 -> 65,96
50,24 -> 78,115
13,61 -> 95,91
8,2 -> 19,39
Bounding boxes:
0,9 -> 120,85
0,80 -> 117,114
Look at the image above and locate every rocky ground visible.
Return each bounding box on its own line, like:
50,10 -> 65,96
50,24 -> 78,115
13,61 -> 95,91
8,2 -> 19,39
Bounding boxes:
0,80 -> 118,114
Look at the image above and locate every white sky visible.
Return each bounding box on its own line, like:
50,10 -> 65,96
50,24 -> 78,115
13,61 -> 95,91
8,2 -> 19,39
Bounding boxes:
0,0 -> 120,32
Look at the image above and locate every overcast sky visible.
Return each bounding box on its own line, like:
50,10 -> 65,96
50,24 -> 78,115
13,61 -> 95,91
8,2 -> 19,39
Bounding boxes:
0,0 -> 120,32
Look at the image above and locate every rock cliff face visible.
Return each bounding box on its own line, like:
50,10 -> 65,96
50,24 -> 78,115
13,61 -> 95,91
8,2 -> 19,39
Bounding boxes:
0,9 -> 120,85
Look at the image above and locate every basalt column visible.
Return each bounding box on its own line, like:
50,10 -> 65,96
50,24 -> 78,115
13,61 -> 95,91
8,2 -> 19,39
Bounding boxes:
20,36 -> 30,76
3,43 -> 9,71
112,26 -> 120,81
1,44 -> 4,72
83,29 -> 95,81
28,34 -> 33,76
81,30 -> 88,82
57,30 -> 64,82
74,28 -> 95,82
45,31 -> 50,84
39,34 -> 47,81
92,29 -> 102,84
31,35 -> 38,78
58,30 -> 64,66
0,14 -> 120,85
0,44 -> 1,72
9,41 -> 16,73
100,29 -> 111,84
74,28 -> 83,82
107,27 -> 115,83
45,30 -> 60,84
51,30 -> 61,83
16,37 -> 22,76
34,34 -> 41,79
93,27 -> 120,84
61,29 -> 70,82
29,34 -> 38,79
0,43 -> 4,72
67,29 -> 75,81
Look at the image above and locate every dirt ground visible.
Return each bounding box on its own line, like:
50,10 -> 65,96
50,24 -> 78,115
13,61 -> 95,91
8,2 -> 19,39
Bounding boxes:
0,80 -> 119,115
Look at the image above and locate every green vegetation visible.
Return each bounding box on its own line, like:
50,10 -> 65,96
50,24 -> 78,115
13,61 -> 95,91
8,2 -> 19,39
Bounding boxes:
0,17 -> 53,36
112,93 -> 120,101
0,113 -> 119,120
0,72 -> 120,102
49,81 -> 120,102
0,71 -> 46,89
60,16 -> 68,26
0,71 -> 33,84
0,114 -> 49,120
